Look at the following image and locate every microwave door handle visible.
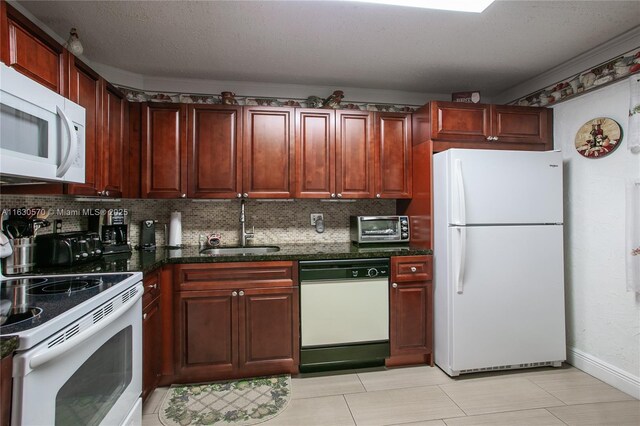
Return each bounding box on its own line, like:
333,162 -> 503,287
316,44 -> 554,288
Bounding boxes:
56,106 -> 78,178
26,284 -> 143,371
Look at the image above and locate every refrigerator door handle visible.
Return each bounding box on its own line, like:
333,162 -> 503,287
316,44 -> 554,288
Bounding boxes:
453,159 -> 467,225
456,227 -> 467,294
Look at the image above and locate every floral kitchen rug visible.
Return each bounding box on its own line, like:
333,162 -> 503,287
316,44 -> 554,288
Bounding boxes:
159,375 -> 291,426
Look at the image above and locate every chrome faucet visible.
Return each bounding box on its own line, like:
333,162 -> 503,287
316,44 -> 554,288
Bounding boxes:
239,199 -> 254,247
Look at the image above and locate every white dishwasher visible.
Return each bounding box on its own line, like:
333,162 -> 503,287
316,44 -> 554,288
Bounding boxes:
299,258 -> 390,372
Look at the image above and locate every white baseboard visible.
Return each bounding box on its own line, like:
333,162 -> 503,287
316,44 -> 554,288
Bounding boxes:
567,346 -> 640,399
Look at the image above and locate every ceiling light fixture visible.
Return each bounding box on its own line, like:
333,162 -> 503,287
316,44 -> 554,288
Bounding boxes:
65,28 -> 83,56
349,0 -> 495,13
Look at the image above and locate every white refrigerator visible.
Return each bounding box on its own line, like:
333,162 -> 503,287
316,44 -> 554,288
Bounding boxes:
433,149 -> 566,377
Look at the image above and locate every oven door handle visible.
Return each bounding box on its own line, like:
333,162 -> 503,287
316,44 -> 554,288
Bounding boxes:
29,284 -> 143,370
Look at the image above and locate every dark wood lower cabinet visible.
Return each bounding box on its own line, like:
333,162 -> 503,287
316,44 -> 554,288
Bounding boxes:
0,353 -> 12,426
387,255 -> 434,367
173,262 -> 299,384
238,287 -> 299,376
142,270 -> 162,402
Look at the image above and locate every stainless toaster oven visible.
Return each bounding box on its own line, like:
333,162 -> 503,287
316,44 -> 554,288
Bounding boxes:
350,216 -> 410,244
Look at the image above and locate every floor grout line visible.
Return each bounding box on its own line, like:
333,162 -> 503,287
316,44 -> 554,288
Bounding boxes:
436,383 -> 470,417
523,376 -> 569,406
543,407 -> 571,425
342,394 -> 358,426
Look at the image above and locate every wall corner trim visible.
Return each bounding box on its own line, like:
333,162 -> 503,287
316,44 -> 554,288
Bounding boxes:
567,346 -> 640,399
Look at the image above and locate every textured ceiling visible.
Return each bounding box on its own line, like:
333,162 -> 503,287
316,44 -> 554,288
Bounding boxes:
17,0 -> 640,96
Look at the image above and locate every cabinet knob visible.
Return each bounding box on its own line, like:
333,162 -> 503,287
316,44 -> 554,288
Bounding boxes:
181,193 -> 186,198
411,266 -> 417,272
376,194 -> 381,198
493,136 -> 499,141
105,191 -> 110,196
486,136 -> 493,141
243,193 -> 249,198
330,193 -> 336,198
237,193 -> 242,198
143,313 -> 147,320
149,283 -> 157,289
231,291 -> 238,297
239,290 -> 245,296
392,283 -> 398,288
337,193 -> 342,198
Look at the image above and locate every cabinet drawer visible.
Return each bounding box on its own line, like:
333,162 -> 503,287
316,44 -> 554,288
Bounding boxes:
176,261 -> 296,291
143,270 -> 160,308
391,256 -> 432,282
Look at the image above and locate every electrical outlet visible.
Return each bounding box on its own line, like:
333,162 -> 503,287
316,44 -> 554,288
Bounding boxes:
310,213 -> 324,225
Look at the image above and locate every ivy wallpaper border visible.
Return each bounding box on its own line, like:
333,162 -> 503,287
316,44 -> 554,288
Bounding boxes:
509,46 -> 640,108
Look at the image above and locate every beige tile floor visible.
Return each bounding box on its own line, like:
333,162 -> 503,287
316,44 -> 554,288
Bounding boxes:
142,365 -> 639,426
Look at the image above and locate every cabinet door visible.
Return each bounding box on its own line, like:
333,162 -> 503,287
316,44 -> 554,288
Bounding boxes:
375,113 -> 412,199
335,110 -> 374,198
238,287 -> 299,376
491,105 -> 552,148
142,297 -> 161,402
430,101 -> 490,142
175,290 -> 238,381
142,103 -> 187,198
101,83 -> 127,197
295,109 -> 335,198
243,107 -> 294,198
187,105 -> 242,198
1,3 -> 66,94
390,280 -> 432,356
66,56 -> 102,196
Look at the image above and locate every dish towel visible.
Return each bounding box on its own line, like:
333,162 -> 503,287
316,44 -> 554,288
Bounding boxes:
627,180 -> 640,292
629,77 -> 640,153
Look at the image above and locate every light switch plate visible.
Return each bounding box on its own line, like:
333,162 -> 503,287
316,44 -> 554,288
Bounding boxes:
310,213 -> 324,225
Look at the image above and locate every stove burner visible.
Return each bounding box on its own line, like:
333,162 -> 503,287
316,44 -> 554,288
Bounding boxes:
2,278 -> 48,288
2,307 -> 42,327
27,278 -> 104,295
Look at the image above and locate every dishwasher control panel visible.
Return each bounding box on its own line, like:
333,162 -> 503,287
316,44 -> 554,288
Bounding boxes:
300,258 -> 389,281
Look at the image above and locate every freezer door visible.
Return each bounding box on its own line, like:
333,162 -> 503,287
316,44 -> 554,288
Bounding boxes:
445,149 -> 563,225
449,225 -> 565,372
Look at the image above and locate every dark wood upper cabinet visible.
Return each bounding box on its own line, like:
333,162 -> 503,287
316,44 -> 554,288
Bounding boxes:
1,2 -> 66,94
101,83 -> 128,198
335,110 -> 374,198
243,107 -> 294,198
295,109 -> 335,198
66,56 -> 102,196
141,103 -> 187,199
428,101 -> 552,151
430,102 -> 491,142
375,113 -> 412,199
187,105 -> 242,198
492,104 -> 552,146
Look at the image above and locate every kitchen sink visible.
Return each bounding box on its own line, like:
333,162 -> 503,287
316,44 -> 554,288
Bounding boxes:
199,246 -> 280,255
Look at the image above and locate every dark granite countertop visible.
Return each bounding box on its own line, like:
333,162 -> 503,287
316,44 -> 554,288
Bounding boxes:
27,243 -> 432,275
1,336 -> 18,358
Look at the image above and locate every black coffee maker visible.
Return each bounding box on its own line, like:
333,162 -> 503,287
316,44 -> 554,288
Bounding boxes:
140,219 -> 157,251
88,210 -> 131,254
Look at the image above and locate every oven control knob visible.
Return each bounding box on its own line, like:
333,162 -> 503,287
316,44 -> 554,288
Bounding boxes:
367,268 -> 379,278
402,233 -> 409,239
81,252 -> 89,258
95,249 -> 102,255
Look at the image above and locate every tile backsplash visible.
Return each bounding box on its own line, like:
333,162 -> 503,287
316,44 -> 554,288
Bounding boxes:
0,196 -> 395,246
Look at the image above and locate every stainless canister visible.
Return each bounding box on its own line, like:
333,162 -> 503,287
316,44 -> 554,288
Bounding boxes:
1,237 -> 36,275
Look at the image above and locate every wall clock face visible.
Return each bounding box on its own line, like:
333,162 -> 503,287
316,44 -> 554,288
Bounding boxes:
574,117 -> 623,158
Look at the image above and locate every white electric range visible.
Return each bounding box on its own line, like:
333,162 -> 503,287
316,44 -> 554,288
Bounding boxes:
0,272 -> 143,426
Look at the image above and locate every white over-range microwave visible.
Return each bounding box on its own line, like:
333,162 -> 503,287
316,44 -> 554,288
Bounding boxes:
0,63 -> 86,184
